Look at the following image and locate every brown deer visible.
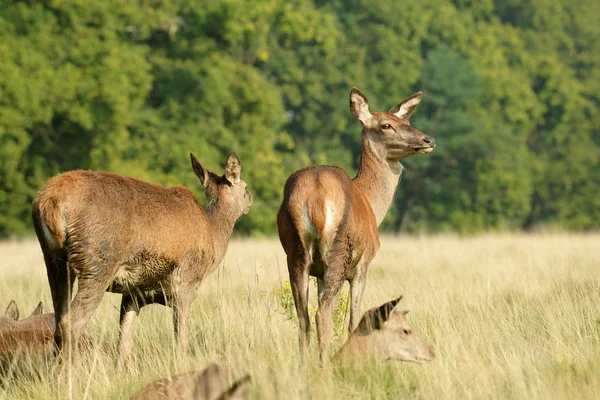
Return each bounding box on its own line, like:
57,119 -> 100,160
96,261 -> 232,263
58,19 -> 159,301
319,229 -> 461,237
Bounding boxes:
31,152 -> 252,367
335,296 -> 435,364
130,363 -> 251,400
1,300 -> 53,357
277,87 -> 435,364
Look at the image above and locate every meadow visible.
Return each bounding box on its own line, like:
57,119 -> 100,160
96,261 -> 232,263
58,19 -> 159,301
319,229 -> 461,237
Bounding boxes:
0,233 -> 598,399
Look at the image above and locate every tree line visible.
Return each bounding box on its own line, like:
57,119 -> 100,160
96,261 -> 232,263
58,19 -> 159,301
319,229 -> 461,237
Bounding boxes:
0,0 -> 598,237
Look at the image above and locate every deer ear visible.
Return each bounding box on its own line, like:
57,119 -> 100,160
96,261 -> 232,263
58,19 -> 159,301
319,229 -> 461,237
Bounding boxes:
190,153 -> 210,188
5,300 -> 19,321
30,301 -> 43,317
389,91 -> 423,120
224,151 -> 242,184
223,375 -> 251,400
199,363 -> 225,398
350,87 -> 372,125
356,296 -> 402,335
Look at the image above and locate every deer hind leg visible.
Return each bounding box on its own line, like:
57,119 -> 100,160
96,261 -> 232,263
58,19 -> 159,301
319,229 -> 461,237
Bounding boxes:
315,273 -> 344,368
60,262 -> 113,360
43,252 -> 73,353
287,252 -> 311,357
32,215 -> 72,352
172,288 -> 196,353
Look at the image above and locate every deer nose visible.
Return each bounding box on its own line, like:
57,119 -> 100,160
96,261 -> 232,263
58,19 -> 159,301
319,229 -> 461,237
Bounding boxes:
423,137 -> 436,147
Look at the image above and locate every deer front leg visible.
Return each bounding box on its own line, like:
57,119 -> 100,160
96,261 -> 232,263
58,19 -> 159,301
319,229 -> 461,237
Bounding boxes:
116,294 -> 141,371
172,290 -> 195,352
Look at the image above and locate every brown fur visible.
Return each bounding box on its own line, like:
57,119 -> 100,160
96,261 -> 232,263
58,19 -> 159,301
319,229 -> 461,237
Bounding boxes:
335,296 -> 435,364
0,300 -> 94,358
130,363 -> 251,400
31,152 -> 252,367
277,88 -> 435,365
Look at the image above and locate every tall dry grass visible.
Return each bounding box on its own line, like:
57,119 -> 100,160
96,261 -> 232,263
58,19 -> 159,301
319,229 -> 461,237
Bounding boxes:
0,233 -> 598,399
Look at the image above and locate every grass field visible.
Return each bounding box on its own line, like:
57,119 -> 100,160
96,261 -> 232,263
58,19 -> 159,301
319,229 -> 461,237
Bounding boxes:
0,233 -> 599,399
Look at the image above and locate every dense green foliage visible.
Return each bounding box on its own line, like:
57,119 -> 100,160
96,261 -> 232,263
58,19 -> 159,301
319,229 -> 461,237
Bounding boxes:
0,0 -> 598,236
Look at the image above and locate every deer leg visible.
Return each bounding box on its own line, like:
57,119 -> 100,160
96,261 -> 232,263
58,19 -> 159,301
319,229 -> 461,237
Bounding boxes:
348,269 -> 368,334
45,254 -> 73,352
288,253 -> 311,356
61,275 -> 111,359
317,277 -> 325,306
172,289 -> 195,352
315,274 -> 344,367
116,294 -> 141,371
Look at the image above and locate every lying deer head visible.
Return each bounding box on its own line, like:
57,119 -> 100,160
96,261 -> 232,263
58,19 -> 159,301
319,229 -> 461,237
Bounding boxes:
350,88 -> 435,160
0,300 -> 54,357
1,300 -> 44,326
336,296 -> 435,364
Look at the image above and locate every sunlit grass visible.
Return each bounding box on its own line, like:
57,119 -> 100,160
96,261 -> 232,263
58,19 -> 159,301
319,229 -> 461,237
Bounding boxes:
0,233 -> 598,399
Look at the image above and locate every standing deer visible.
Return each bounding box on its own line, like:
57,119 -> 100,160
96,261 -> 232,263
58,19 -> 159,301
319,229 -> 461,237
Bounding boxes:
335,296 -> 435,364
277,87 -> 435,364
31,152 -> 252,367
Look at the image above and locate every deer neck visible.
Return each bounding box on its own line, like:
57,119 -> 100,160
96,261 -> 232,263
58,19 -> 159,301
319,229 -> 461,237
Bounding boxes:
335,334 -> 385,364
353,132 -> 404,226
205,200 -> 238,264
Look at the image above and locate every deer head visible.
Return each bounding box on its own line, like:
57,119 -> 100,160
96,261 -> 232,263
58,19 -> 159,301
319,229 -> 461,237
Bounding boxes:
190,151 -> 253,220
337,296 -> 435,364
350,88 -> 435,160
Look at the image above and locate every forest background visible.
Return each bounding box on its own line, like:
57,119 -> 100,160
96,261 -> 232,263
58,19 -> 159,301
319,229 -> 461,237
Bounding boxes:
1,0 -> 598,237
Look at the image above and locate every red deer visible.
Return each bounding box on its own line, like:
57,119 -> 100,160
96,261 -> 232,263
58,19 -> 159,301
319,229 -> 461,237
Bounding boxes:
277,88 -> 435,364
130,363 -> 251,400
31,152 -> 252,367
335,296 -> 435,364
0,300 -> 54,357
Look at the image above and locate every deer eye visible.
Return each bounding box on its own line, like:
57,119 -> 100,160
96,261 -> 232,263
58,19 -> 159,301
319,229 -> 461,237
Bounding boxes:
381,124 -> 392,130
403,329 -> 411,335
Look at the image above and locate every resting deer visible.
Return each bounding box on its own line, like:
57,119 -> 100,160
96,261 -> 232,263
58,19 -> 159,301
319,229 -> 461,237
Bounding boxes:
0,300 -> 53,357
31,152 -> 252,367
130,363 -> 251,400
277,87 -> 435,364
335,296 -> 435,364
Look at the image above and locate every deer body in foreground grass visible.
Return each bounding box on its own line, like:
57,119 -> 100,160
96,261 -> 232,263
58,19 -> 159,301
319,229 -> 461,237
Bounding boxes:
130,363 -> 251,400
335,296 -> 435,364
31,152 -> 252,367
277,88 -> 435,364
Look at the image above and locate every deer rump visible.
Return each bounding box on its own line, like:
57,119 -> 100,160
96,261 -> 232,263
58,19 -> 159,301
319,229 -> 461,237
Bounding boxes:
278,165 -> 379,279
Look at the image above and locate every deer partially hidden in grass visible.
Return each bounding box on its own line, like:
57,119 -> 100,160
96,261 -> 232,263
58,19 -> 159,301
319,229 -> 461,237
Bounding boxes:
335,296 -> 434,364
0,300 -> 54,357
277,87 -> 435,364
31,152 -> 252,367
130,363 -> 251,400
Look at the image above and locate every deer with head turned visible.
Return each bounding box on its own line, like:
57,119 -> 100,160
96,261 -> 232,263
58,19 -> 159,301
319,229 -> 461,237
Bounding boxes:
31,152 -> 252,367
335,296 -> 435,364
277,87 -> 435,365
130,363 -> 251,400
